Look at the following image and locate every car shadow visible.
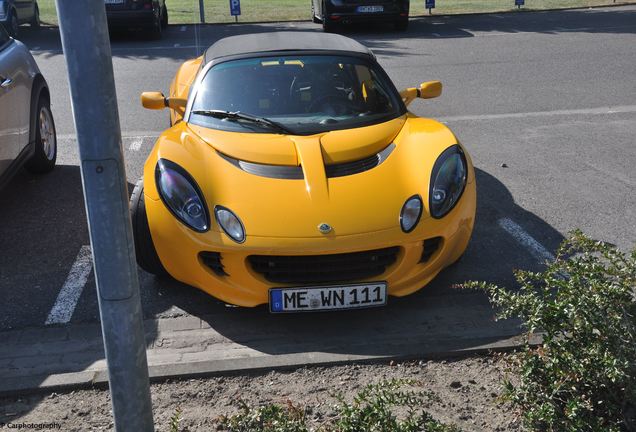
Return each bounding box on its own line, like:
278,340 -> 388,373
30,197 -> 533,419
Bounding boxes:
143,167 -> 564,358
0,163 -> 560,423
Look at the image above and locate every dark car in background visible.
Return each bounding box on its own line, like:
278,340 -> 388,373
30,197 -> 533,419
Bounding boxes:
105,0 -> 168,38
0,0 -> 40,38
311,0 -> 409,32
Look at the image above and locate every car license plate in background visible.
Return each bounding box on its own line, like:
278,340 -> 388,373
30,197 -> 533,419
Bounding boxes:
270,282 -> 387,313
104,0 -> 124,4
357,5 -> 384,13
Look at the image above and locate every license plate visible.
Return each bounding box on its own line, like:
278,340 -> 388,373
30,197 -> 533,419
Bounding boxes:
269,282 -> 387,313
357,5 -> 384,13
104,0 -> 124,4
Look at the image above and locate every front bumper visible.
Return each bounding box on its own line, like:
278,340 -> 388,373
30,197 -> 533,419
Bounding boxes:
145,179 -> 475,307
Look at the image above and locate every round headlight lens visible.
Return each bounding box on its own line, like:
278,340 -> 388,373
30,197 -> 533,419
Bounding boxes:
215,206 -> 245,243
429,145 -> 467,219
155,159 -> 209,232
400,195 -> 423,233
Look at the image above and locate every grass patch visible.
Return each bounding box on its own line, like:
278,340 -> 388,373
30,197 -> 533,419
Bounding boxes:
37,0 -> 636,26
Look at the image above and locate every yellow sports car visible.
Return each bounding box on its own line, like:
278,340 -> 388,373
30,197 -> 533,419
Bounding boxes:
134,32 -> 476,312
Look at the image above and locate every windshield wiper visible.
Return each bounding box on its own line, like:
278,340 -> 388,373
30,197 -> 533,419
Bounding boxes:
190,109 -> 295,135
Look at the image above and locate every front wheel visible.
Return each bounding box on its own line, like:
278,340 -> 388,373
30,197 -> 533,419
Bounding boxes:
150,12 -> 162,39
130,178 -> 167,276
31,3 -> 41,28
25,94 -> 56,174
322,18 -> 337,32
161,4 -> 168,28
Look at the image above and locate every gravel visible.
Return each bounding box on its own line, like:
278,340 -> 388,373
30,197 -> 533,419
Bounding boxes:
0,354 -> 523,431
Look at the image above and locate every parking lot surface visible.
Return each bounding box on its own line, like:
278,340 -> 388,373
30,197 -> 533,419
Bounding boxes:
0,6 -> 634,388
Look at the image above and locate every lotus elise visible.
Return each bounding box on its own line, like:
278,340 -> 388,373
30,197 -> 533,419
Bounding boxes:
134,32 -> 476,312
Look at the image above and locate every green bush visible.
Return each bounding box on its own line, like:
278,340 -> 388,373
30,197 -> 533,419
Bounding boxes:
466,231 -> 636,431
217,400 -> 308,432
332,380 -> 459,432
216,379 -> 459,432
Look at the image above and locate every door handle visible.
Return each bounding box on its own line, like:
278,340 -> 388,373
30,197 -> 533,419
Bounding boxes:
0,77 -> 13,88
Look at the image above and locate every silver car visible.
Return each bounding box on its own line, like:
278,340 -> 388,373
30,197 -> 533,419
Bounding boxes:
0,23 -> 55,189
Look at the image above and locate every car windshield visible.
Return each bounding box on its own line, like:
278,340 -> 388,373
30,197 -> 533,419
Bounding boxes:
188,55 -> 404,135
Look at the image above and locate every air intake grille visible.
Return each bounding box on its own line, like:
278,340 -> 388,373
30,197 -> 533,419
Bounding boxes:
199,251 -> 228,276
325,143 -> 395,178
248,247 -> 399,284
420,237 -> 442,263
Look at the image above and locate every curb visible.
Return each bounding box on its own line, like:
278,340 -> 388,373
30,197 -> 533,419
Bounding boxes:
0,293 -> 536,397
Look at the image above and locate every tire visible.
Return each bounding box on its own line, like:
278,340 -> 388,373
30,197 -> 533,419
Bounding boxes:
321,1 -> 337,32
322,17 -> 337,33
31,3 -> 41,28
161,4 -> 168,28
7,10 -> 18,38
130,177 -> 167,276
394,18 -> 408,31
150,10 -> 162,39
25,94 -> 56,174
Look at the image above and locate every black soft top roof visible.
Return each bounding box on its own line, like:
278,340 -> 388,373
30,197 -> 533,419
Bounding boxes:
204,32 -> 374,63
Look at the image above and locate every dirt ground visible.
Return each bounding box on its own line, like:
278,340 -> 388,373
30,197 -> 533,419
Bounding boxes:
0,354 -> 523,431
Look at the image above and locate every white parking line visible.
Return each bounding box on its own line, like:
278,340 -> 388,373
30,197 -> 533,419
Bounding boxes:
45,246 -> 93,325
498,218 -> 555,264
57,132 -> 157,140
439,104 -> 636,122
128,137 -> 144,151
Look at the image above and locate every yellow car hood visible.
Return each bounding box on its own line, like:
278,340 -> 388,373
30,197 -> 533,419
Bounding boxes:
150,116 -> 463,238
188,117 -> 405,166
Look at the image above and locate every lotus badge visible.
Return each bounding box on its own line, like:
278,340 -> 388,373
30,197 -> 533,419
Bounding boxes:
318,223 -> 332,234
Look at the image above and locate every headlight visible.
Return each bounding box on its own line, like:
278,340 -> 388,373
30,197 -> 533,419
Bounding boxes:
429,145 -> 467,219
214,206 -> 245,243
400,195 -> 422,233
155,159 -> 209,232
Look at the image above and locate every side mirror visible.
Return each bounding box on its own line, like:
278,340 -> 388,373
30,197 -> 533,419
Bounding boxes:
141,92 -> 167,110
140,92 -> 187,114
399,81 -> 442,107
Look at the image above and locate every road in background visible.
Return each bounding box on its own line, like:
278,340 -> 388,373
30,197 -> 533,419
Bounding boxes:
0,6 -> 634,334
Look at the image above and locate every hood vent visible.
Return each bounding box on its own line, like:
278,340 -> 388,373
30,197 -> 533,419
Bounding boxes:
218,143 -> 395,180
218,152 -> 304,179
325,143 -> 395,178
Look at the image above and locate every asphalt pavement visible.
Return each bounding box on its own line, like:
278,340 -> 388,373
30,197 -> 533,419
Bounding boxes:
0,6 -> 634,384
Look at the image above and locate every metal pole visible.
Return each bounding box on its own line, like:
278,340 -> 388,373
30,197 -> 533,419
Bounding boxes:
199,0 -> 205,23
54,1 -> 154,431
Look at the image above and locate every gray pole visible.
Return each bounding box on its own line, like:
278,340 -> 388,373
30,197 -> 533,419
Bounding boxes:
54,1 -> 154,430
199,0 -> 205,23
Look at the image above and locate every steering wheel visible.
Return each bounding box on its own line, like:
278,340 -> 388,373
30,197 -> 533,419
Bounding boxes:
307,94 -> 352,116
